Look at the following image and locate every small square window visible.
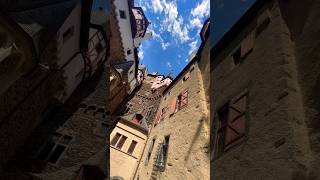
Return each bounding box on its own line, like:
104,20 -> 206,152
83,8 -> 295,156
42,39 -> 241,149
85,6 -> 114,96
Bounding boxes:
127,49 -> 132,54
119,10 -> 126,19
183,74 -> 189,81
232,48 -> 241,65
190,66 -> 195,72
63,26 -> 74,43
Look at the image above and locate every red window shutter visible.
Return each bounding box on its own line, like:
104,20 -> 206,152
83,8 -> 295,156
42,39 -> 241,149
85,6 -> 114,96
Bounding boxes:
241,32 -> 255,57
170,98 -> 177,114
74,167 -> 84,180
153,110 -> 161,126
181,90 -> 188,107
224,93 -> 247,150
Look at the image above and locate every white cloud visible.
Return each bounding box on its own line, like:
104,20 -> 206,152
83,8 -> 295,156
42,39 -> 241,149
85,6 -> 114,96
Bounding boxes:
191,0 -> 210,18
166,62 -> 172,69
149,28 -> 171,50
141,6 -> 147,11
189,0 -> 210,33
152,0 -> 164,13
161,42 -> 170,50
188,40 -> 198,55
162,1 -> 190,43
138,49 -> 144,60
190,18 -> 202,29
178,54 -> 182,58
148,0 -> 190,43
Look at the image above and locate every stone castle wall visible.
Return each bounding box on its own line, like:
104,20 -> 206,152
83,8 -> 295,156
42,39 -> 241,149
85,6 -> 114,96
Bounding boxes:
135,61 -> 210,180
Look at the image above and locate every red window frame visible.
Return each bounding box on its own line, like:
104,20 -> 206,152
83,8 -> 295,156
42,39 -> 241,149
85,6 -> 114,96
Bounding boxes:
177,90 -> 188,111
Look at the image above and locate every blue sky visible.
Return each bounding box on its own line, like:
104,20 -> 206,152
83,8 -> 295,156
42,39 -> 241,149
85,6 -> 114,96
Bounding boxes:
211,0 -> 256,46
135,0 -> 209,78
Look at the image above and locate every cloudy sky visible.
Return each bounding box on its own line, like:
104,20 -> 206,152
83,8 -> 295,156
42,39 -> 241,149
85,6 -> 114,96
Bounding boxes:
135,0 -> 210,77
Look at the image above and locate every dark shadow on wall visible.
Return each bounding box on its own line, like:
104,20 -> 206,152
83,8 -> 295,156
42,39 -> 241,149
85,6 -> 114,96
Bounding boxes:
277,0 -> 313,40
310,74 -> 320,134
3,64 -> 106,174
184,117 -> 207,162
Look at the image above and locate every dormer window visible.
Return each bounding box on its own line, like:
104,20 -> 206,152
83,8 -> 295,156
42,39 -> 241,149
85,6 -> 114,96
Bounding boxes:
132,114 -> 143,125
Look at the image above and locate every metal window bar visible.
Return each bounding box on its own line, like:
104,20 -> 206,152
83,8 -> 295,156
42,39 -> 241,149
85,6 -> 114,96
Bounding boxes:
155,143 -> 165,169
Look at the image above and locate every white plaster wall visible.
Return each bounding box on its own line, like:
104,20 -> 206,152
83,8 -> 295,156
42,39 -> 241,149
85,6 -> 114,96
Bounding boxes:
134,30 -> 152,47
59,53 -> 84,103
110,121 -> 147,179
114,0 -> 135,62
55,2 -> 84,103
57,2 -> 82,67
88,28 -> 107,73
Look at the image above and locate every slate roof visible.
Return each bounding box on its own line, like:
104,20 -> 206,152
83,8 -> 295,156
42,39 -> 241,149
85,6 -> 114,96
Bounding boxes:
1,0 -> 80,56
113,61 -> 135,74
120,111 -> 149,131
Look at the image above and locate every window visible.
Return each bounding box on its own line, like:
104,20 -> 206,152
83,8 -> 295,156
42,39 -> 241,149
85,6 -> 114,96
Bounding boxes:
256,18 -> 270,37
145,107 -> 153,120
127,49 -> 132,55
240,33 -> 255,58
177,90 -> 188,111
232,33 -> 255,65
183,72 -> 190,81
132,114 -> 143,125
125,106 -> 130,113
213,91 -> 248,159
159,107 -> 166,122
156,136 -> 170,171
119,10 -> 126,19
116,136 -> 127,149
63,26 -> 74,43
38,133 -> 73,164
111,133 -> 121,146
127,140 -> 137,155
190,66 -> 195,72
130,70 -> 133,74
47,145 -> 66,163
145,138 -> 155,165
232,47 -> 241,65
